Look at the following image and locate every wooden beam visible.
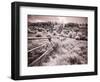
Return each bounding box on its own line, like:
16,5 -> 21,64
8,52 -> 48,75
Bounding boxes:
28,43 -> 47,53
29,47 -> 53,66
28,37 -> 49,40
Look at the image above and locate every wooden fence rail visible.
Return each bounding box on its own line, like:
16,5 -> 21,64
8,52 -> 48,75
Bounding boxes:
28,43 -> 47,53
29,47 -> 53,66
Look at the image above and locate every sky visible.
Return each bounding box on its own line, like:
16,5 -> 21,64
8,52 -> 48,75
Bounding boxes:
28,15 -> 88,24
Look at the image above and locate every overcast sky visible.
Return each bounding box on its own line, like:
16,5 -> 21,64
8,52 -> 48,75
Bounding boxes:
28,15 -> 88,24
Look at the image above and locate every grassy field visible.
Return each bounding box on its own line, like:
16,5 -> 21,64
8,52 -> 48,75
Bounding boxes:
28,37 -> 87,66
42,38 -> 87,66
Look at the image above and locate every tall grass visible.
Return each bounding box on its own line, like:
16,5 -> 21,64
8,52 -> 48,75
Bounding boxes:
42,39 -> 87,66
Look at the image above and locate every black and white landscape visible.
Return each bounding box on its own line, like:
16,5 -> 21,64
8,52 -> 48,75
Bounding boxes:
28,15 -> 88,66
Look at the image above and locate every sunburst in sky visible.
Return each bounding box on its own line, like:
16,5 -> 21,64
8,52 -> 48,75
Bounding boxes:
28,15 -> 88,24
